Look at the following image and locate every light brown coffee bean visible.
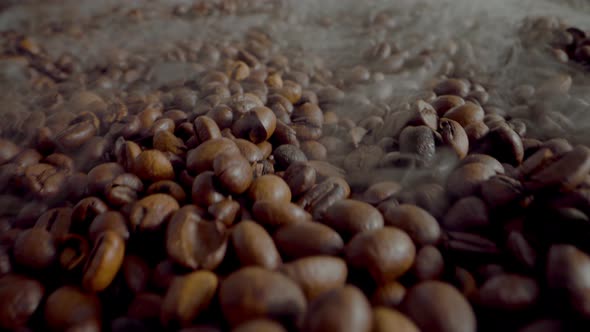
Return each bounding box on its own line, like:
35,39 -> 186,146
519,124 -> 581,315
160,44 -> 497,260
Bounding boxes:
186,138 -> 240,174
439,118 -> 469,159
231,220 -> 282,269
371,281 -> 406,308
133,150 -> 175,182
153,130 -> 186,155
44,286 -> 101,332
381,203 -> 441,246
433,78 -> 470,97
213,152 -> 253,194
279,256 -> 347,301
443,102 -> 484,128
372,307 -> 420,332
346,227 -> 415,284
302,286 -> 371,332
234,139 -> 264,163
82,230 -> 125,292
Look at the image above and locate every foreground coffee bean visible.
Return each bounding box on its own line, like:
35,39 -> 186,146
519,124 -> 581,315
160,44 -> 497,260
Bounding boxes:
273,222 -> 344,259
371,281 -> 407,308
322,199 -> 384,238
219,267 -> 306,327
248,175 -> 292,202
279,256 -> 347,301
0,274 -> 44,330
403,281 -> 476,332
129,194 -> 180,231
372,307 -> 419,332
381,203 -> 441,246
13,227 -> 56,270
134,150 -> 175,182
231,220 -> 282,269
44,286 -> 101,331
82,230 -> 125,292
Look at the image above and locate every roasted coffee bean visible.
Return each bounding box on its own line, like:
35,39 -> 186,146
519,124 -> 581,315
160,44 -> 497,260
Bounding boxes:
399,125 -> 436,161
300,141 -> 327,161
55,121 -> 97,150
232,319 -> 287,332
444,232 -> 500,256
279,256 -> 347,301
362,181 -> 402,205
443,102 -> 484,128
127,292 -> 163,322
0,274 -> 44,330
187,138 -> 240,174
129,194 -> 180,231
232,106 -> 277,143
252,200 -> 311,229
403,281 -> 476,332
431,95 -> 465,116
35,207 -> 73,241
480,175 -> 524,208
44,286 -> 101,332
433,78 -> 470,97
442,196 -> 489,231
166,206 -> 227,270
153,130 -> 186,155
231,220 -> 282,269
161,271 -> 218,328
133,150 -> 175,182
525,145 -> 590,192
87,162 -> 125,195
371,281 -> 406,308
194,115 -> 222,142
506,232 -> 537,270
122,255 -> 151,294
302,286 -> 372,332
283,162 -> 317,197
115,139 -> 142,171
412,245 -> 444,281
298,177 -> 349,220
105,173 -> 144,207
82,230 -> 125,292
322,199 -> 384,238
12,149 -> 42,168
219,267 -> 306,327
476,274 -> 539,311
273,221 -> 344,259
234,138 -> 264,163
22,163 -> 65,199
343,145 -> 384,173
372,307 -> 420,332
446,162 -> 498,198
248,175 -> 292,203
0,139 -> 20,165
381,203 -> 441,246
44,153 -> 74,172
88,211 -> 130,243
273,144 -> 308,170
192,171 -> 225,207
439,118 -> 469,159
147,180 -> 186,203
213,152 -> 253,194
474,124 -> 524,166
208,199 -> 240,226
346,227 -> 415,283
13,227 -> 56,270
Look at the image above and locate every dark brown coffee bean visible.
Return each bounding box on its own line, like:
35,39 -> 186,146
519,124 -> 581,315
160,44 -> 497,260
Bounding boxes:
381,203 -> 441,246
35,207 -> 73,241
248,175 -> 292,203
399,125 -> 436,161
292,102 -> 323,128
322,199 -> 384,238
133,150 -> 175,182
44,286 -> 101,332
443,102 -> 484,128
252,200 -> 311,229
187,138 -> 240,174
57,233 -> 89,272
194,115 -> 222,142
192,171 -> 225,207
153,130 -> 186,155
302,285 -> 371,332
166,206 -> 227,270
403,281 -> 476,332
161,271 -> 218,328
439,118 -> 469,159
273,221 -> 344,259
519,148 -> 555,178
231,220 -> 282,269
22,163 -> 65,199
89,211 -> 129,243
147,180 -> 186,203
273,144 -> 308,170
82,230 -> 125,292
372,307 -> 420,332
219,267 -> 306,327
12,149 -> 42,168
474,124 -> 524,166
283,162 -> 317,197
129,194 -> 180,231
87,162 -> 125,195
506,232 -> 536,270
234,139 -> 264,163
480,175 -> 524,208
213,152 -> 253,194
433,79 -> 470,97
476,274 -> 539,311
547,244 -> 590,317
232,319 -> 286,332
122,255 -> 150,294
412,245 -> 444,281
272,120 -> 300,147
279,256 -> 347,301
371,281 -> 406,308
208,199 -> 240,226
346,227 -> 415,283
446,162 -> 498,198
114,139 -> 141,171
55,121 -> 97,150
525,145 -> 590,192
444,232 -> 500,256
431,95 -> 465,116
71,197 -> 109,234
442,196 -> 489,231
362,181 -> 402,205
465,121 -> 490,145
543,138 -> 573,156
0,274 -> 44,330
105,173 -> 143,207
13,227 -> 56,270
44,153 -> 74,173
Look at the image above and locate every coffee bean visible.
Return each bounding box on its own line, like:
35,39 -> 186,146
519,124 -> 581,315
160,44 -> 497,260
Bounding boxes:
322,199 -> 384,238
0,139 -> 20,165
122,255 -> 151,294
133,150 -> 175,182
476,274 -> 539,311
153,130 -> 186,155
212,152 -> 253,194
234,138 -> 264,163
346,227 -> 415,283
166,205 -> 227,270
13,227 -> 56,270
186,138 -> 240,174
273,144 -> 308,170
22,163 -> 66,199
439,118 -> 469,159
402,281 -> 476,332
55,121 -> 97,150
474,124 -> 524,166
87,162 -> 125,195
447,162 -> 498,198
302,285 -> 371,332
372,307 -> 420,332
44,286 -> 101,331
443,102 -> 484,128
442,196 -> 489,231
231,220 -> 282,269
192,171 -> 225,207
232,106 -> 276,144
525,145 -> 590,192
129,194 -> 180,231
362,181 -> 402,205
412,245 -> 444,281
381,203 -> 441,246
105,173 -> 143,207
506,232 -> 537,270
431,95 -> 465,116
343,145 -> 384,172
283,162 -> 317,197
208,199 -> 240,226
279,256 -> 347,301
161,271 -> 218,328
147,180 -> 186,203
399,125 -> 436,161
452,267 -> 478,300
0,274 -> 44,330
35,207 -> 73,241
82,230 -> 125,292
114,139 -> 141,171
232,319 -> 287,332
219,267 -> 306,327
273,222 -> 344,259
371,281 -> 406,308
89,211 -> 129,243
248,175 -> 292,203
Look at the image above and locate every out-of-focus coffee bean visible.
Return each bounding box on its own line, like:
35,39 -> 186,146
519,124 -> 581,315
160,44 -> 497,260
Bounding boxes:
322,199 -> 384,238
123,255 -> 151,294
343,145 -> 384,172
302,285 -> 372,332
381,204 -> 441,246
546,244 -> 590,317
0,139 -> 20,165
371,281 -> 406,308
252,200 -> 311,229
0,274 -> 44,330
13,227 -> 56,270
44,153 -> 74,173
473,124 -> 524,166
219,267 -> 307,327
213,152 -> 253,194
412,245 -> 444,281
35,207 -> 73,241
129,194 -> 180,231
542,138 -> 573,156
525,145 -> 590,192
126,292 -> 163,322
452,267 -> 478,299
446,162 -> 498,198
372,307 -> 420,332
231,220 -> 282,269
442,196 -> 489,231
133,150 -> 175,182
88,211 -> 129,243
403,281 -> 476,332
276,80 -> 302,104
431,95 -> 465,116
439,118 -> 469,159
22,163 -> 65,199
443,102 -> 484,127
161,270 -> 218,328
44,286 -> 101,332
480,175 -> 524,208
464,121 -> 489,145
476,274 -> 539,311
273,221 -> 344,259
87,162 -> 125,195
433,78 -> 470,97
192,171 -> 225,207
362,181 -> 402,205
248,175 -> 292,203
536,73 -> 572,97
166,206 -> 227,270
55,121 -> 97,150
346,227 -> 415,284
187,138 -> 240,174
279,256 -> 347,301
506,232 -> 536,270
232,319 -> 287,332
82,230 -> 125,292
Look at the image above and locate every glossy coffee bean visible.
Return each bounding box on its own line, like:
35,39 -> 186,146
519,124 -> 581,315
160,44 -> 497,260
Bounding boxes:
381,203 -> 441,246
186,138 -> 240,174
82,230 -> 125,292
129,194 -> 180,231
346,227 -> 415,284
443,102 -> 484,128
279,256 -> 347,301
133,150 -> 175,182
0,274 -> 44,330
219,267 -> 307,327
251,200 -> 311,229
446,162 -> 497,198
322,199 -> 384,238
372,307 -> 419,332
231,220 -> 282,269
439,118 -> 469,159
88,211 -> 130,243
248,175 -> 292,203
213,152 -> 253,194
283,162 -> 317,197
403,281 -> 476,332
44,286 -> 101,332
273,222 -> 344,259
234,139 -> 264,163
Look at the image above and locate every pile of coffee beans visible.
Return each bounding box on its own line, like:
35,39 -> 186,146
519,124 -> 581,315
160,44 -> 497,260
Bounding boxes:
1,2 -> 590,332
